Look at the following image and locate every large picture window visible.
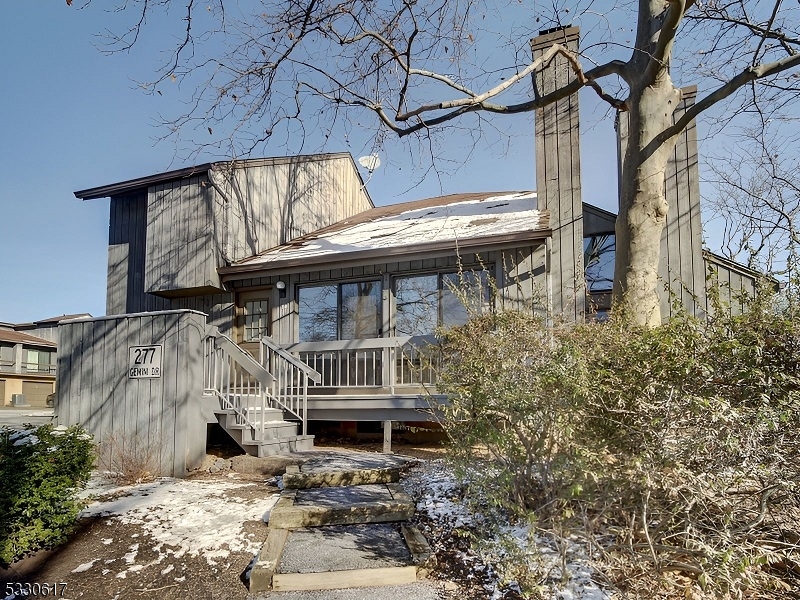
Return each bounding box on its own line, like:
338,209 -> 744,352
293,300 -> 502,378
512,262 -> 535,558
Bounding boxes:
395,271 -> 490,336
298,281 -> 382,342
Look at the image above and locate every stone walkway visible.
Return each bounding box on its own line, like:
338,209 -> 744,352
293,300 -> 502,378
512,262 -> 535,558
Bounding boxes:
251,450 -> 439,598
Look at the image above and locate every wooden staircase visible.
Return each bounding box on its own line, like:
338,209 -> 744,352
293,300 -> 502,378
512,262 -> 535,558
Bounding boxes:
203,328 -> 321,457
214,406 -> 314,457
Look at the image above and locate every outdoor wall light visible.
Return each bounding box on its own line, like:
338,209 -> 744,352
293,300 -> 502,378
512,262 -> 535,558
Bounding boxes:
276,280 -> 287,298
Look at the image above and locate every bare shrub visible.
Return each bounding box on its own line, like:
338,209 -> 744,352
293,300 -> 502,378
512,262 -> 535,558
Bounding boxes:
436,289 -> 800,597
96,432 -> 160,484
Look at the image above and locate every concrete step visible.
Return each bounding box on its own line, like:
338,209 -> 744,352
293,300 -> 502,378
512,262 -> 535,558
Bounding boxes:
268,483 -> 414,528
215,406 -> 313,456
282,454 -> 408,489
225,420 -> 299,444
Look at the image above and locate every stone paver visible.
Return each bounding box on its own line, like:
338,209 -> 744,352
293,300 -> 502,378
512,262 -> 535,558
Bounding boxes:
294,484 -> 393,507
279,524 -> 411,574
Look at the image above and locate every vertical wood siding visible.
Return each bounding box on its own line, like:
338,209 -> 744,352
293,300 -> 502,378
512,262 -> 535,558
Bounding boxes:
56,311 -> 206,477
661,87 -> 706,318
145,176 -> 221,295
532,27 -> 585,321
107,191 -> 148,315
219,155 -> 373,263
105,154 -> 372,314
704,254 -> 758,316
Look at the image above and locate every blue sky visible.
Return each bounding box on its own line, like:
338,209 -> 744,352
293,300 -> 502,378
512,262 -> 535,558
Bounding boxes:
0,3 -> 657,323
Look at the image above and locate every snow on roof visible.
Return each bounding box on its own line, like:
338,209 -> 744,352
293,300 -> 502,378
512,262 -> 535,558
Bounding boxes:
225,191 -> 548,274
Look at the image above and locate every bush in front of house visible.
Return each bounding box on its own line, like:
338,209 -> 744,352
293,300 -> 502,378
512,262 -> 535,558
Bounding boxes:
0,424 -> 94,565
436,290 -> 800,597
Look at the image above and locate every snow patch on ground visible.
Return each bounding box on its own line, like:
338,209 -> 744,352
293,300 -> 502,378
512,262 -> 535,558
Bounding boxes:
402,459 -> 610,600
79,476 -> 278,572
71,559 -> 97,573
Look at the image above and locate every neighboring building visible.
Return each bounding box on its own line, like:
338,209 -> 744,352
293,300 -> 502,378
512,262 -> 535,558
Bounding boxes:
0,314 -> 91,407
0,329 -> 57,407
57,27 -> 767,474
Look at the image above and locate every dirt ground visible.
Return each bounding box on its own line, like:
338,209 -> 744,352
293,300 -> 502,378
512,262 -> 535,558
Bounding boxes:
0,441 -> 450,600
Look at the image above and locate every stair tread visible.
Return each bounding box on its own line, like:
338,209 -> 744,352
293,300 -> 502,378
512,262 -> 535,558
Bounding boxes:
240,434 -> 314,446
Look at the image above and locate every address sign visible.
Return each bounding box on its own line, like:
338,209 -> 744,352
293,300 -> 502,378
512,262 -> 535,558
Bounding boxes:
128,345 -> 163,379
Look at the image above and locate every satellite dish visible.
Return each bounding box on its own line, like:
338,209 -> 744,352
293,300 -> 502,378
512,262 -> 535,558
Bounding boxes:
358,154 -> 381,172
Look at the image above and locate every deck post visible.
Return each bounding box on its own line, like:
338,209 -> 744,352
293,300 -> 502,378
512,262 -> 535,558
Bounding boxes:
383,420 -> 393,454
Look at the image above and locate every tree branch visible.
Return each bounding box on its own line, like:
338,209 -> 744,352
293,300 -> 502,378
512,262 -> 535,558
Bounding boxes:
662,52 -> 800,144
647,0 -> 686,77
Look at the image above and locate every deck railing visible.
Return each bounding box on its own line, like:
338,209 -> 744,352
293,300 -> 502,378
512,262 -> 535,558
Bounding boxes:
0,359 -> 57,375
283,335 -> 440,393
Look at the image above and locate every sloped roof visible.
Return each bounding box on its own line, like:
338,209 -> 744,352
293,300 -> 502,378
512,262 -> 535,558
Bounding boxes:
0,330 -> 56,348
74,152 -> 363,200
32,314 -> 92,325
220,191 -> 549,275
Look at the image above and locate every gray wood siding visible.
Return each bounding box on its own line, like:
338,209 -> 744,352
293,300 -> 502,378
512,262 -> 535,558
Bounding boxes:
56,311 -> 206,477
532,27 -> 585,321
107,191 -> 148,315
661,87 -> 706,318
704,254 -> 758,316
229,244 -> 548,345
106,154 -> 371,312
496,245 -> 549,317
617,87 -> 706,320
583,204 -> 617,236
145,175 -> 222,295
217,155 -> 373,263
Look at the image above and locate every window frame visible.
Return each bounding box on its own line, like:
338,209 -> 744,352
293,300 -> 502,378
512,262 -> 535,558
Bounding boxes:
297,279 -> 383,342
234,287 -> 272,344
392,268 -> 492,336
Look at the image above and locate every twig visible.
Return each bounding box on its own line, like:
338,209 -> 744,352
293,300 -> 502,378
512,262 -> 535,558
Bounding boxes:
135,584 -> 179,592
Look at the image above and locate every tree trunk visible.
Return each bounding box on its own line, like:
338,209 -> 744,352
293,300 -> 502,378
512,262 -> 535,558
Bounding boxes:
614,81 -> 682,326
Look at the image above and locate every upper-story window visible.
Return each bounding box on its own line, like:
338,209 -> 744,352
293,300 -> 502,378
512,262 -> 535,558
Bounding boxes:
394,271 -> 490,336
0,343 -> 13,370
584,233 -> 615,318
298,281 -> 382,342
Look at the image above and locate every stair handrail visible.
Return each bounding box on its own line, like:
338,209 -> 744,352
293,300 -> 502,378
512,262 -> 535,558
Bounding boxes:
260,335 -> 323,384
258,335 -> 322,435
205,327 -> 312,443
203,327 -> 273,440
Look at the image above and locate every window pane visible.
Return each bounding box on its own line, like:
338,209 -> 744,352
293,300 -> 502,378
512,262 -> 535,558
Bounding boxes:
25,350 -> 40,371
441,271 -> 489,328
584,234 -> 615,292
299,285 -> 338,342
0,344 -> 13,363
341,281 -> 382,339
395,275 -> 439,336
243,300 -> 270,341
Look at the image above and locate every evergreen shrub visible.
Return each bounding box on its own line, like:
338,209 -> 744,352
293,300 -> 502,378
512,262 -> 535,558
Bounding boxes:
0,424 -> 94,565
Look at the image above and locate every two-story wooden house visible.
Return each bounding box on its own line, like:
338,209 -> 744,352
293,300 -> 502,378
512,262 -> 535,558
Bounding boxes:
56,27 -> 765,476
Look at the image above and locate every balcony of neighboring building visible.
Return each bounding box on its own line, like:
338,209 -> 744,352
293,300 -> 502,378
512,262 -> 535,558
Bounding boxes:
0,330 -> 57,408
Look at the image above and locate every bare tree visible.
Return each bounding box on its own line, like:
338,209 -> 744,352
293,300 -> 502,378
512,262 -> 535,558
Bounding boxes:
84,0 -> 800,325
708,122 -> 800,297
